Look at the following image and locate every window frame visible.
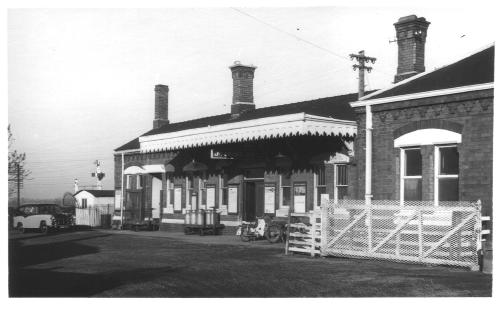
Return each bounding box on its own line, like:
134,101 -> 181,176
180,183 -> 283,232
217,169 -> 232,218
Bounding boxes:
279,172 -> 292,208
434,145 -> 459,204
334,164 -> 349,203
315,165 -> 327,207
399,147 -> 423,204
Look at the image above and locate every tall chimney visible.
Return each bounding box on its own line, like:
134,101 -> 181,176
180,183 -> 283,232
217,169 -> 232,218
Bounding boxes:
153,84 -> 169,129
229,61 -> 256,115
394,15 -> 430,83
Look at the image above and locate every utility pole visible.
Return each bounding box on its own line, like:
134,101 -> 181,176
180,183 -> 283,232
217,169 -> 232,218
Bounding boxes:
17,163 -> 21,207
349,50 -> 376,99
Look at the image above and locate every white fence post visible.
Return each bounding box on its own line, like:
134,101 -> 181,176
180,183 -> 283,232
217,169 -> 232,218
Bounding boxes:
418,208 -> 423,262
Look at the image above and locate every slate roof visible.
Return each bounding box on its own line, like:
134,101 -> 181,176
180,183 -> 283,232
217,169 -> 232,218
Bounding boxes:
115,91 -> 366,152
367,45 -> 494,100
74,190 -> 115,198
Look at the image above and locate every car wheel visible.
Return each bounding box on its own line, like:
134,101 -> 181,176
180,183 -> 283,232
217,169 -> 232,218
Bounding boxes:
39,222 -> 49,234
16,223 -> 25,234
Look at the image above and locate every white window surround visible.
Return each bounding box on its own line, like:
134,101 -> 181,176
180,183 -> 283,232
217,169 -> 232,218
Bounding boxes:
394,129 -> 461,147
397,129 -> 461,205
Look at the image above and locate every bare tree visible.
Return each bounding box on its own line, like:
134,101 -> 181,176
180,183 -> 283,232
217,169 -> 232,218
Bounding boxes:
8,125 -> 31,202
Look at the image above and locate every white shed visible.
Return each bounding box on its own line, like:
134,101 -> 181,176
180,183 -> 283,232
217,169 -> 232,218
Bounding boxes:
74,190 -> 115,227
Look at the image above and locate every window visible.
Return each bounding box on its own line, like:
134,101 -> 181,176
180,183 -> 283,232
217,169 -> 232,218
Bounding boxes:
436,146 -> 459,201
221,174 -> 228,206
280,173 -> 291,207
336,164 -> 348,200
316,166 -> 327,206
401,148 -> 422,201
168,177 -> 174,206
126,175 -> 131,189
82,198 -> 88,209
136,175 -> 142,189
200,177 -> 207,209
187,176 -> 194,210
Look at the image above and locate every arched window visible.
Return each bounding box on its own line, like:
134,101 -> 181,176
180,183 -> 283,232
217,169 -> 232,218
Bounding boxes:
395,128 -> 461,205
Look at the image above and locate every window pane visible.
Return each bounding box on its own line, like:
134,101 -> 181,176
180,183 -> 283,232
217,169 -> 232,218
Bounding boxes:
337,165 -> 348,185
404,179 -> 422,201
317,166 -> 326,186
316,186 -> 327,206
439,178 -> 459,201
337,186 -> 348,200
405,149 -> 422,176
201,189 -> 207,205
282,187 -> 291,206
440,147 -> 459,175
222,188 -> 228,205
169,189 -> 174,204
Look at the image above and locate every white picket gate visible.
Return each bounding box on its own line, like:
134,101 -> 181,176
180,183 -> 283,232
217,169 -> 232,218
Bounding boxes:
320,200 -> 484,270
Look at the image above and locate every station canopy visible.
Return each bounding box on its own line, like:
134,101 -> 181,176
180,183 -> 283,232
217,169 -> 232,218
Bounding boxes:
139,113 -> 356,153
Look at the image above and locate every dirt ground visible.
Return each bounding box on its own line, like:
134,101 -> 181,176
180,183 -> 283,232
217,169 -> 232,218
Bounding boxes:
8,229 -> 492,297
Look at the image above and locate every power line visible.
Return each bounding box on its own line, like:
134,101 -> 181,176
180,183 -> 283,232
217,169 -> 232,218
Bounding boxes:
231,8 -> 351,63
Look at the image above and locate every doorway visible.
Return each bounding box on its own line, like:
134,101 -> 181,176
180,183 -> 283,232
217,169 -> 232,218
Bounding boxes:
243,181 -> 264,221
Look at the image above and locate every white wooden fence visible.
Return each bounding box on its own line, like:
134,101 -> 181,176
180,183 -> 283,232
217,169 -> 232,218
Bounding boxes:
75,204 -> 114,227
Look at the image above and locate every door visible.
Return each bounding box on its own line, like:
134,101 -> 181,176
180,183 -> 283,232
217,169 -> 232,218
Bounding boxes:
243,181 -> 264,221
128,192 -> 142,222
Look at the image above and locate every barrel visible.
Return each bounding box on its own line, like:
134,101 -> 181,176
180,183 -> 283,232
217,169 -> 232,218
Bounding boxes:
190,210 -> 196,224
196,210 -> 204,225
185,211 -> 191,224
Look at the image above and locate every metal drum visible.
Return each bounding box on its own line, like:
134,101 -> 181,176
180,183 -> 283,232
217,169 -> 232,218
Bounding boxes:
190,210 -> 196,224
185,211 -> 191,224
196,210 -> 204,225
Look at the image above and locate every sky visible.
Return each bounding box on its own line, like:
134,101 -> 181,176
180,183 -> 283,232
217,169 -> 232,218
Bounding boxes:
7,4 -> 497,200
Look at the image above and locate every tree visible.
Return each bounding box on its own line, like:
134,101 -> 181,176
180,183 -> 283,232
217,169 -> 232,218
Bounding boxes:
8,125 -> 31,204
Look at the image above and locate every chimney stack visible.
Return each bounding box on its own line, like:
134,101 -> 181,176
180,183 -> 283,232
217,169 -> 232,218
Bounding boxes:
394,15 -> 430,83
153,84 -> 169,129
229,61 -> 256,115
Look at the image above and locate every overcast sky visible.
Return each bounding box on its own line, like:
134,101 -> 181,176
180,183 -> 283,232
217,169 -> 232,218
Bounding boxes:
7,6 -> 496,199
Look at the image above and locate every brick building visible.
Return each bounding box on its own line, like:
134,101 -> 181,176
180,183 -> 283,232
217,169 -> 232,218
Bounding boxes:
350,15 -> 495,220
114,62 -> 360,233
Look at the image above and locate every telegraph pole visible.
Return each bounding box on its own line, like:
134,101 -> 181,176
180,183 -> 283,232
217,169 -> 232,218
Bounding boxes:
349,50 -> 376,99
17,163 -> 21,207
350,50 -> 376,206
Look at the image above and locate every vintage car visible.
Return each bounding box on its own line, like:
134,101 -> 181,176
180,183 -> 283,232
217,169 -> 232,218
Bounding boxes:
13,204 -> 75,233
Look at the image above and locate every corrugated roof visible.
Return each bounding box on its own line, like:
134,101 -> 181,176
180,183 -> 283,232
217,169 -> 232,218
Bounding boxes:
74,190 -> 115,198
368,45 -> 494,100
115,91 -> 365,152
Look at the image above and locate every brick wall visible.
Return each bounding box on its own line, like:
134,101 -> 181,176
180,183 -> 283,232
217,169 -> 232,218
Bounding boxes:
352,89 -> 493,217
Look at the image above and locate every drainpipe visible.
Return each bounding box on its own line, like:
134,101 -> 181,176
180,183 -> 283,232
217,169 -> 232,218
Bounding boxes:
365,104 -> 373,205
120,152 -> 125,229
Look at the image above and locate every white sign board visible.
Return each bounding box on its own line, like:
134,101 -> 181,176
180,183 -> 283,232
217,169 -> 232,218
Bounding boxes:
114,190 -> 121,210
228,186 -> 238,214
264,185 -> 276,214
207,187 -> 216,208
174,187 -> 182,211
293,184 -> 306,213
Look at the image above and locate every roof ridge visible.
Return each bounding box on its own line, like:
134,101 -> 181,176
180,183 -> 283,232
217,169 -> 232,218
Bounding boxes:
360,43 -> 495,101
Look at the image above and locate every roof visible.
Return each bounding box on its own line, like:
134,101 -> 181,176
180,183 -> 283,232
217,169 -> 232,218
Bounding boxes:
115,91 -> 365,152
74,190 -> 115,198
365,44 -> 494,100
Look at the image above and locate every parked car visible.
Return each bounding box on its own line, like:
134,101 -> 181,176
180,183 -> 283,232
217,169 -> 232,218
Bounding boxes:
13,204 -> 75,233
